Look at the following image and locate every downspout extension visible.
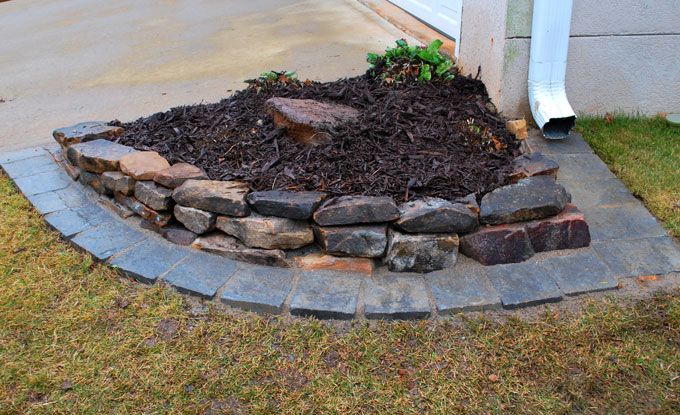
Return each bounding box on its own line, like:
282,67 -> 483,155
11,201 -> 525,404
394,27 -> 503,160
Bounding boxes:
528,0 -> 576,139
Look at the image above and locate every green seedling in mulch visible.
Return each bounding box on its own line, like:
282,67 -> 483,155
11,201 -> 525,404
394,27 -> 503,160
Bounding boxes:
246,70 -> 301,92
367,39 -> 455,83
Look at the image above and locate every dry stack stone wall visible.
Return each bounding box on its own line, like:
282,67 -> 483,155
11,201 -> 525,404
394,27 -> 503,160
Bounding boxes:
53,121 -> 591,274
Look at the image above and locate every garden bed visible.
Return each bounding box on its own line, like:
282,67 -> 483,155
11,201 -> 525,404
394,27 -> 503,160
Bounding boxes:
112,73 -> 520,203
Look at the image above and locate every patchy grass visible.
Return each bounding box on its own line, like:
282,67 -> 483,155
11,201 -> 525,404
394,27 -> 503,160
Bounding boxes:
577,116 -> 680,237
0,174 -> 679,414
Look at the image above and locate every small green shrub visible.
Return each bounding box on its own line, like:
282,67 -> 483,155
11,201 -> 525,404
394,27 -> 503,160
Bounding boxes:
246,70 -> 300,92
367,39 -> 455,83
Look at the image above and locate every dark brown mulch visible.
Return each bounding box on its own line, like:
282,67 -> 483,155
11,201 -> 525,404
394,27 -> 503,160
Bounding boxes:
112,74 -> 520,202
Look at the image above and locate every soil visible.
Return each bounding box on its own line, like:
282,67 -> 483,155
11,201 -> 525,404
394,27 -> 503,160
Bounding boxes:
112,73 -> 521,202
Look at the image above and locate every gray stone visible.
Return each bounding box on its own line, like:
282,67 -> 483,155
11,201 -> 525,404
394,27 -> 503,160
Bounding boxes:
394,198 -> 478,234
480,176 -> 571,225
53,121 -> 124,147
172,179 -> 250,216
98,197 -> 135,218
113,193 -> 172,227
485,262 -> 562,309
459,224 -> 535,265
119,151 -> 170,180
192,233 -> 289,267
0,147 -> 47,165
246,190 -> 328,220
265,97 -> 360,145
63,162 -> 81,181
584,204 -> 667,241
216,214 -> 313,249
102,171 -> 135,195
363,276 -> 431,320
44,204 -> 112,238
313,196 -> 399,226
109,239 -> 188,283
220,266 -> 294,314
14,170 -> 71,196
426,260 -> 501,314
66,139 -> 136,173
314,225 -> 387,258
289,270 -> 361,320
79,171 -> 111,195
162,252 -> 238,299
454,193 -> 480,215
1,154 -> 59,179
161,225 -> 197,246
174,205 -> 216,234
71,221 -> 146,262
384,229 -> 459,273
135,181 -> 173,211
592,237 -> 680,278
540,251 -> 618,296
153,163 -> 208,189
509,152 -> 559,183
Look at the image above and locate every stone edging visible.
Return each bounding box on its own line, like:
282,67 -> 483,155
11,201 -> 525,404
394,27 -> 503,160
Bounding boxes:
3,136 -> 680,319
49,121 -> 591,275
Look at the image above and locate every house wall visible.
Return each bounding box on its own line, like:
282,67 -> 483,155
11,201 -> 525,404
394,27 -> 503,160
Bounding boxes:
458,0 -> 680,118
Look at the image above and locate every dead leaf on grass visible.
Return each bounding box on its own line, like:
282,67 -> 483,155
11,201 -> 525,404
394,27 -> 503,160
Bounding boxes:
637,275 -> 658,283
156,318 -> 180,341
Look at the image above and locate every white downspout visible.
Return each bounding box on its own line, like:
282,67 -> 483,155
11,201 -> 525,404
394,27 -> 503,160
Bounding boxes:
528,0 -> 576,139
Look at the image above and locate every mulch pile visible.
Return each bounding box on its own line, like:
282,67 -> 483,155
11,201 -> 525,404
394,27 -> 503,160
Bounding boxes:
112,73 -> 521,202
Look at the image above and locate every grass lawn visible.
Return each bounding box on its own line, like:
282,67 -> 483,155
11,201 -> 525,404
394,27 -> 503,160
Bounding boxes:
1,117 -> 679,413
576,116 -> 680,237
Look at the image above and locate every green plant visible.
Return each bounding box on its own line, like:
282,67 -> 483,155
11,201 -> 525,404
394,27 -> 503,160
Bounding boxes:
367,39 -> 455,83
246,70 -> 299,92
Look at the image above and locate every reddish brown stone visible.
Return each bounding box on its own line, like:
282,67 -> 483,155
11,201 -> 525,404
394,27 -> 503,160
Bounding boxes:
506,119 -> 528,140
161,225 -> 197,246
265,97 -> 359,145
114,192 -> 172,227
509,152 -> 559,183
66,139 -> 136,173
119,151 -> 170,180
293,253 -> 374,275
459,224 -> 534,265
153,163 -> 208,189
79,171 -> 111,195
525,204 -> 590,252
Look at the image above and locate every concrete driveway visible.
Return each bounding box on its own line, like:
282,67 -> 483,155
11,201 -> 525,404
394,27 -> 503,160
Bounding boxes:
0,0 -> 411,151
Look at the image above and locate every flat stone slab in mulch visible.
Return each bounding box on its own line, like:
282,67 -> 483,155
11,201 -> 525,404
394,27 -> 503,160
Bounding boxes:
2,135 -> 680,320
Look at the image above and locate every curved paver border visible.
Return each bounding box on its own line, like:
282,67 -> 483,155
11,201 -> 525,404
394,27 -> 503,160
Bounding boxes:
2,134 -> 680,319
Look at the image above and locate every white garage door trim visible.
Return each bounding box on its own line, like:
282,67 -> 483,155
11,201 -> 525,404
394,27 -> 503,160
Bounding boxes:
389,0 -> 462,56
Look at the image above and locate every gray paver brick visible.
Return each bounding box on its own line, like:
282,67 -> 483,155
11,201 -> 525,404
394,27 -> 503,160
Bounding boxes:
162,252 -> 238,299
526,132 -> 594,155
13,169 -> 71,196
44,203 -> 111,238
550,154 -> 617,184
0,147 -> 48,164
559,177 -> 640,209
486,262 -> 562,309
71,220 -> 146,261
220,265 -> 294,314
110,238 -> 189,283
290,271 -> 361,320
27,184 -> 89,215
426,259 -> 501,314
593,237 -> 680,278
586,205 -> 667,241
1,154 -> 60,179
540,250 -> 618,296
363,275 -> 431,320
